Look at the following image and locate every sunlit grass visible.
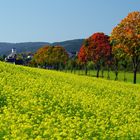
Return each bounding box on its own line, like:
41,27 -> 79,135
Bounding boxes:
65,69 -> 140,84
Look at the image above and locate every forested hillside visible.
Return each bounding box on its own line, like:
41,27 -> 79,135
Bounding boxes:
0,39 -> 84,55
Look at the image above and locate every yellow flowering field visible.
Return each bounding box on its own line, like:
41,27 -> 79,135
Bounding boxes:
0,62 -> 140,139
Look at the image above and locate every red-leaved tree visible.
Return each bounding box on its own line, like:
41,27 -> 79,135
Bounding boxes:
88,33 -> 112,77
78,33 -> 112,77
78,43 -> 89,75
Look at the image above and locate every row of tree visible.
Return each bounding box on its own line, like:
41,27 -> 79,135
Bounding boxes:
78,11 -> 140,84
31,11 -> 140,84
1,12 -> 138,84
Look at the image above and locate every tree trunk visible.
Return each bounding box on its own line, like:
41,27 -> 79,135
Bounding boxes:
85,64 -> 88,75
44,63 -> 47,69
96,69 -> 100,78
114,62 -> 118,81
78,66 -> 80,75
115,72 -> 118,81
124,70 -> 127,82
133,68 -> 137,84
107,67 -> 110,80
74,68 -> 76,74
89,70 -> 90,76
96,64 -> 100,78
101,69 -> 104,78
56,64 -> 59,71
132,56 -> 139,84
71,68 -> 73,73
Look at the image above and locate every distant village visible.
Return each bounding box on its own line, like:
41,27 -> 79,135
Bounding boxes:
4,48 -> 34,65
4,48 -> 77,67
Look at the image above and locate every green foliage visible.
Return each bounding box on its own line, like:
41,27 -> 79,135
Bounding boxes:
0,62 -> 140,139
0,55 -> 6,61
0,96 -> 7,108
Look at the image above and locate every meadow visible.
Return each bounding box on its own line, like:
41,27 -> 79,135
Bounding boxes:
64,70 -> 140,84
0,62 -> 140,139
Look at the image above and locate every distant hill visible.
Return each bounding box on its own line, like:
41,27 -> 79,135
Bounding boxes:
52,39 -> 84,52
0,42 -> 50,55
0,39 -> 84,55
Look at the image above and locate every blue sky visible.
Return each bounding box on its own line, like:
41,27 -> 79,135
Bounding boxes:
0,0 -> 139,43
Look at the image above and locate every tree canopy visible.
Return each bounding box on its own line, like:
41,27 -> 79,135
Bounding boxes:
110,11 -> 140,83
34,46 -> 68,69
78,32 -> 111,77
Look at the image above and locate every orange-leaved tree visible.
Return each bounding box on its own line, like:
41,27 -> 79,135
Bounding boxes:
50,46 -> 69,69
110,11 -> 140,84
34,45 -> 68,69
33,46 -> 50,67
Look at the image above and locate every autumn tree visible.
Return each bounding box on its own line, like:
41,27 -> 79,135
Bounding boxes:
87,33 -> 111,77
34,46 -> 68,69
78,42 -> 89,75
111,11 -> 140,84
78,33 -> 112,77
50,46 -> 69,70
33,46 -> 49,67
